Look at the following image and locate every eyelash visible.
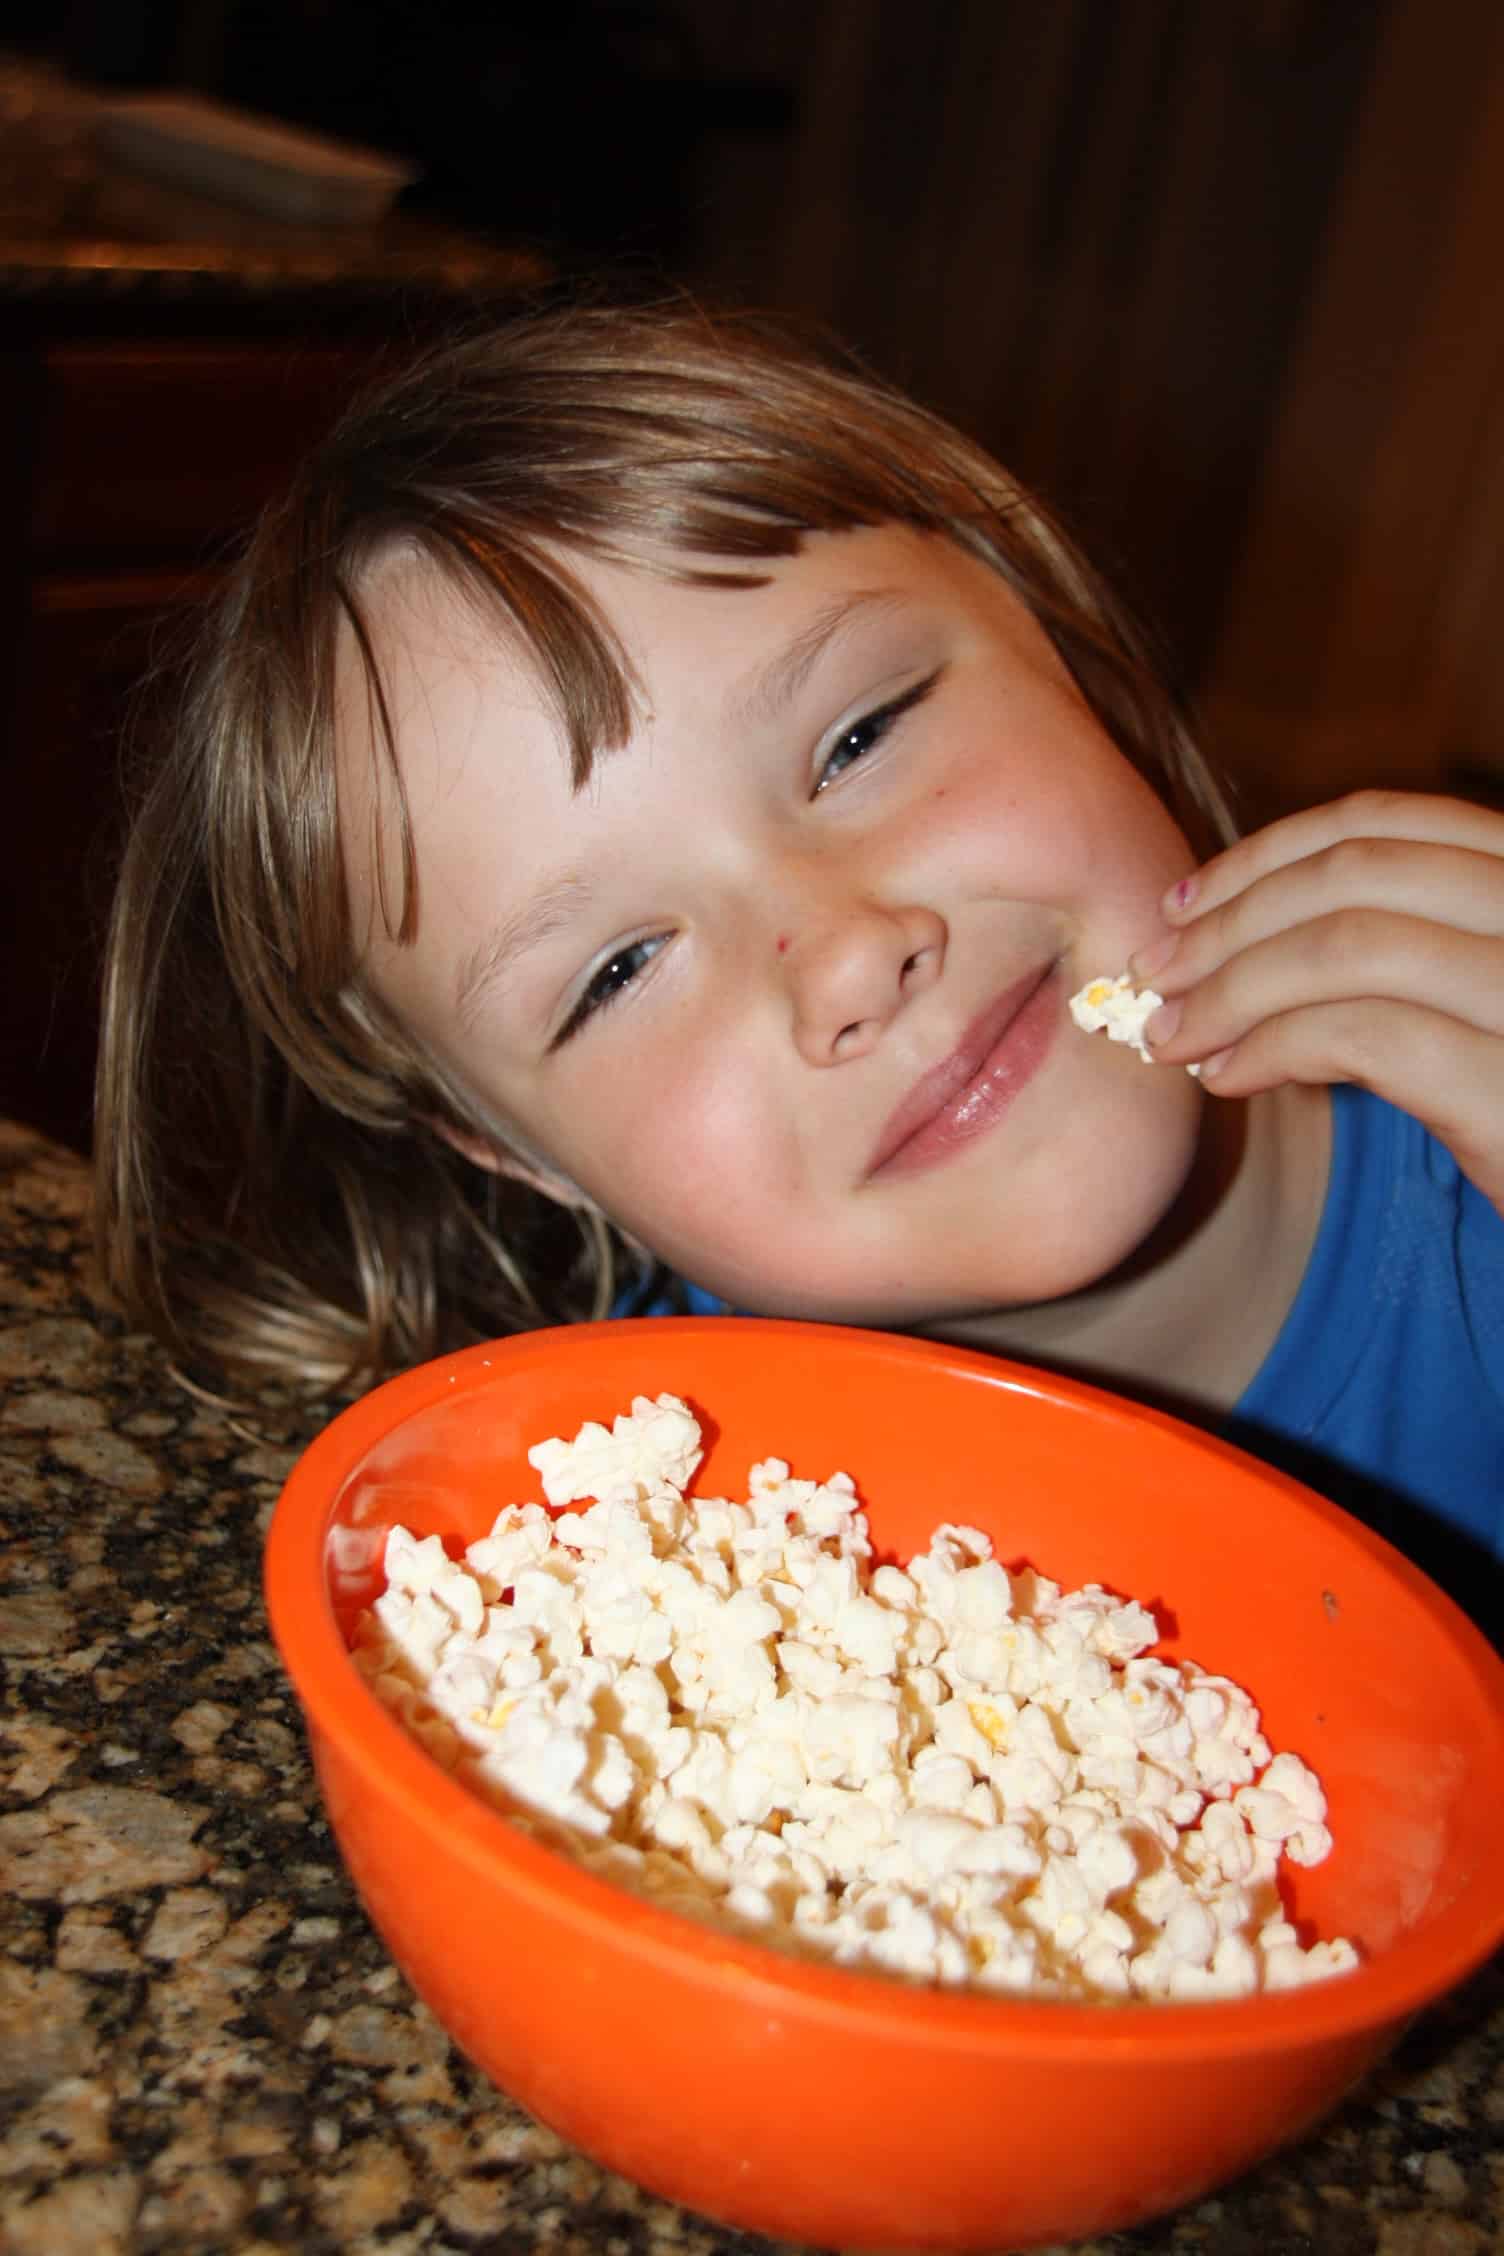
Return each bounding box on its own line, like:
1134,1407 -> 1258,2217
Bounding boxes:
552,934 -> 667,1049
552,668 -> 944,1047
814,669 -> 942,793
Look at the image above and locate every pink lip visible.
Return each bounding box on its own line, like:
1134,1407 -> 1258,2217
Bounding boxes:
867,963 -> 1060,1179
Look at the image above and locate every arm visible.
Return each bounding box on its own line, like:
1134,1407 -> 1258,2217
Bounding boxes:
1129,790 -> 1504,1214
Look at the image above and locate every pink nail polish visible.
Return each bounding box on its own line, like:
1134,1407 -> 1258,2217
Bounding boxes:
1166,875 -> 1197,915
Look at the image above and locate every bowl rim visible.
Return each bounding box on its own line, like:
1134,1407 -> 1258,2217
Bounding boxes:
265,1317 -> 1504,2060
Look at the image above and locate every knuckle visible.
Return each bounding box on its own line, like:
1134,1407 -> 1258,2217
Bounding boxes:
1331,786 -> 1408,834
1308,905 -> 1386,976
1320,833 -> 1394,892
1321,1000 -> 1391,1088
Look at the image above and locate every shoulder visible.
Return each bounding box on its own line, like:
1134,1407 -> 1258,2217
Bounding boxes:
1237,1087 -> 1504,1575
1293,1085 -> 1503,1374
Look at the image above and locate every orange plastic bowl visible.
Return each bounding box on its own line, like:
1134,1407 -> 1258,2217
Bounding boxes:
265,1319 -> 1504,2253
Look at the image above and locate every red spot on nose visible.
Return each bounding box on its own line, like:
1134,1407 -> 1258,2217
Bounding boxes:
776,934 -> 790,955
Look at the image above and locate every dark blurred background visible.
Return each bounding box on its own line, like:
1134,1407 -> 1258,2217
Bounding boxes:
3,1 -> 1503,1147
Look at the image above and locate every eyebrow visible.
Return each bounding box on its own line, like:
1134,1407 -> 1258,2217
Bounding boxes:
727,587 -> 909,732
454,873 -> 595,1029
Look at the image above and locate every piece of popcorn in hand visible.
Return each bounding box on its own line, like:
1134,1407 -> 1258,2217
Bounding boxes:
1069,972 -> 1163,1060
1069,971 -> 1203,1074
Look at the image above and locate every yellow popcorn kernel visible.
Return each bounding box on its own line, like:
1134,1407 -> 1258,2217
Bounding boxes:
969,1699 -> 1011,1750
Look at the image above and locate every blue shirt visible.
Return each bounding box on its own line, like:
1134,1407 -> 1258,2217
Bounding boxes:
1226,1086 -> 1504,1593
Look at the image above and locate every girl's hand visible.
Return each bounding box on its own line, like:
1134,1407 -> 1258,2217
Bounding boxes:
1128,790 -> 1504,1212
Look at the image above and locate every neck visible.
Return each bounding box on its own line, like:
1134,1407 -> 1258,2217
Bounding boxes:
927,1084 -> 1332,1421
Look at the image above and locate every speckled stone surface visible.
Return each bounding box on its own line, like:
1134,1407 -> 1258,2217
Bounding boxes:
2,1120 -> 1501,2256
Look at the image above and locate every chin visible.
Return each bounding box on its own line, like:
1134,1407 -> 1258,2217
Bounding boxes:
738,1206 -> 1162,1331
652,1089 -> 1204,1328
938,1094 -> 1205,1314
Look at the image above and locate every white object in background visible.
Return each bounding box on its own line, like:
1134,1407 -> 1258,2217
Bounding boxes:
92,92 -> 419,225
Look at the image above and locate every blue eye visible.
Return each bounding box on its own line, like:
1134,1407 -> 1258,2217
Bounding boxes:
553,935 -> 666,1047
814,670 -> 942,794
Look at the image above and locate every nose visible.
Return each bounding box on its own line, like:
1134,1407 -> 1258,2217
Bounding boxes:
784,898 -> 946,1066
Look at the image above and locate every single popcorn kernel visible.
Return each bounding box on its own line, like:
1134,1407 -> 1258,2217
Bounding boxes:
354,1393 -> 1358,2004
968,1699 -> 1011,1750
1069,971 -> 1203,1074
1068,972 -> 1162,1061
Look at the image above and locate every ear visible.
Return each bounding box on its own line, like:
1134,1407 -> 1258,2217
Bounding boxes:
426,1116 -> 593,1210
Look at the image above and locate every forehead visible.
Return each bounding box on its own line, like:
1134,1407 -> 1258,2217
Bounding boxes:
341,520 -> 1046,739
561,524 -> 1058,695
333,554 -> 557,933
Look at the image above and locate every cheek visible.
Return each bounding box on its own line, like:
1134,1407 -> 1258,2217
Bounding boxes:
929,711 -> 1189,926
1060,754 -> 1192,897
539,1047 -> 793,1260
1089,785 -> 1194,919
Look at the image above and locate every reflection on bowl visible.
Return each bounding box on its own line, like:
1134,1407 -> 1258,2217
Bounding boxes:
265,1318 -> 1504,2253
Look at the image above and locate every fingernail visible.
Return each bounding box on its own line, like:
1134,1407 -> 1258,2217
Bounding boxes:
1197,1046 -> 1233,1080
1144,999 -> 1181,1045
1164,875 -> 1198,916
1129,932 -> 1178,980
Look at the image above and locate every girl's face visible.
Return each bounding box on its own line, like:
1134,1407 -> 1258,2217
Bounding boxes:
340,527 -> 1203,1324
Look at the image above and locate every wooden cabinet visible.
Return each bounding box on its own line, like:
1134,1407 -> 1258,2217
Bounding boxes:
0,321 -> 414,1151
1196,0 -> 1504,821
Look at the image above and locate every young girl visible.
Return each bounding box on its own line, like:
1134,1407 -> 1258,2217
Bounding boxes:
95,299 -> 1503,1616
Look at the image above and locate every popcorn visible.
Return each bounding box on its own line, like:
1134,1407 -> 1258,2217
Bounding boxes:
1069,971 -> 1203,1074
354,1394 -> 1358,2003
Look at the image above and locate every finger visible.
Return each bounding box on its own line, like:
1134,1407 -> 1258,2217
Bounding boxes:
1132,839 -> 1504,998
1143,911 -> 1504,1064
1186,998 -> 1504,1212
1160,790 -> 1504,924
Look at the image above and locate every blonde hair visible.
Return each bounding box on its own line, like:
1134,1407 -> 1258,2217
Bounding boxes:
95,296 -> 1233,1394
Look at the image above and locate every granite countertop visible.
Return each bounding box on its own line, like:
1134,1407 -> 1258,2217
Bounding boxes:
2,1119 -> 1501,2256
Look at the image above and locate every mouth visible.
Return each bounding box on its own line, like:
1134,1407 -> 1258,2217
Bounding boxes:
866,961 -> 1061,1179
